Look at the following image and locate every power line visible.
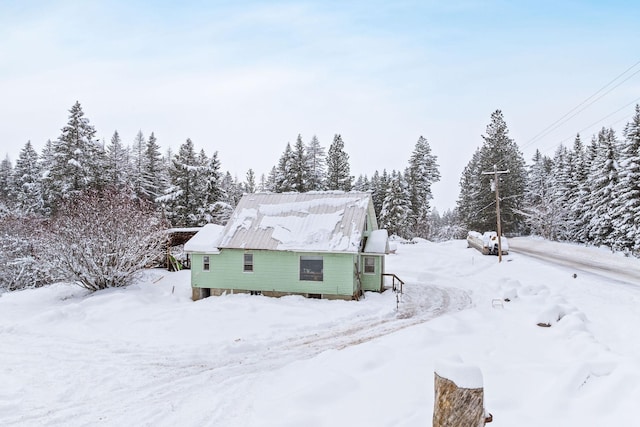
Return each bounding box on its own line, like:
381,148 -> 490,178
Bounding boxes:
524,59 -> 640,149
539,96 -> 640,154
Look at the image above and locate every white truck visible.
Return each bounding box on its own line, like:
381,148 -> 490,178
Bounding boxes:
467,231 -> 509,255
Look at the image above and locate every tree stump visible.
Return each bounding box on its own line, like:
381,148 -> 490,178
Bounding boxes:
433,361 -> 487,427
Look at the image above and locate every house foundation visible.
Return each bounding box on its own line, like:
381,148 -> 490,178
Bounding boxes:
191,287 -> 357,301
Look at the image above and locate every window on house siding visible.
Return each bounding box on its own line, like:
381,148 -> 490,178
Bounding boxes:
244,253 -> 254,272
300,256 -> 323,281
364,256 -> 375,274
203,255 -> 210,271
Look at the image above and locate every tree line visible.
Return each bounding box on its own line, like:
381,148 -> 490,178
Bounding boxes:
0,102 -> 441,231
456,106 -> 640,257
0,101 -> 442,291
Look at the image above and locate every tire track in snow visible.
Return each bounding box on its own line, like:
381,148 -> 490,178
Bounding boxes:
127,285 -> 472,425
3,285 -> 471,427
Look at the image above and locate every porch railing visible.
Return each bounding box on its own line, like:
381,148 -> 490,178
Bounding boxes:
382,273 -> 404,294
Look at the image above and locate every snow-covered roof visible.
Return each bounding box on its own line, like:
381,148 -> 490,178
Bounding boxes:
364,229 -> 389,254
184,224 -> 225,253
218,192 -> 374,253
168,227 -> 203,233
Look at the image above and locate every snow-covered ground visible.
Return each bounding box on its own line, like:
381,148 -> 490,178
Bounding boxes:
1,238 -> 640,426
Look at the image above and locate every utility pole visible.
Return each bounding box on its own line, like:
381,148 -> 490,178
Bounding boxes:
482,165 -> 510,262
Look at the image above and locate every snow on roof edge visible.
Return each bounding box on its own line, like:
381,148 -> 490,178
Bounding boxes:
184,224 -> 225,253
364,229 -> 389,254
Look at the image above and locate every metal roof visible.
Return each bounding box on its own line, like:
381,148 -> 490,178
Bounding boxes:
218,192 -> 374,253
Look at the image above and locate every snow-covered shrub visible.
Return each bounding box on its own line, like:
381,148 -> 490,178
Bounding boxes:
40,188 -> 168,291
0,215 -> 49,291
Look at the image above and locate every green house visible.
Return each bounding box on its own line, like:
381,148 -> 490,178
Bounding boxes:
185,192 -> 389,301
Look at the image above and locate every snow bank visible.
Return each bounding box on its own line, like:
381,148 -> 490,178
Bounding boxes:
2,238 -> 640,426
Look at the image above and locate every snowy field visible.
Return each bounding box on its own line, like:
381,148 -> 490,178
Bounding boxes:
1,238 -> 640,426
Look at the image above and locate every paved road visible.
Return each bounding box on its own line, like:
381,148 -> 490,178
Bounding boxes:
508,238 -> 640,286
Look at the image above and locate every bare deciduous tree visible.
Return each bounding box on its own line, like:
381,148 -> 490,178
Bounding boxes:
41,188 -> 167,291
0,215 -> 48,291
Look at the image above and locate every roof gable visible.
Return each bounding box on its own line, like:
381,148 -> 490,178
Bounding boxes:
219,192 -> 374,253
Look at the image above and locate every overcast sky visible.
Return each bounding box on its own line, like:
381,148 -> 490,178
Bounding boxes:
1,0 -> 639,210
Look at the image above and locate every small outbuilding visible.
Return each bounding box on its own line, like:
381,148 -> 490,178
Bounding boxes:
185,191 -> 389,301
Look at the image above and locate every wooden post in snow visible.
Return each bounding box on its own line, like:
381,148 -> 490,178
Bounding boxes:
433,359 -> 490,426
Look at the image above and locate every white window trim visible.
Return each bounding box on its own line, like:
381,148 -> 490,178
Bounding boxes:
243,253 -> 254,273
363,256 -> 375,274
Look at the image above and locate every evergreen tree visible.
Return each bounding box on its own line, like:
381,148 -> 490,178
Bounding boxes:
353,174 -> 370,191
573,137 -> 599,243
12,141 -> 43,214
244,169 -> 256,193
264,167 -> 278,192
522,149 -> 557,238
306,135 -> 326,190
0,154 -> 13,206
274,143 -> 296,192
457,110 -> 527,233
48,101 -> 100,203
88,139 -> 108,191
585,128 -> 620,247
326,134 -> 353,191
456,148 -> 482,232
131,130 -> 146,197
291,134 -> 308,192
436,209 -> 466,241
379,170 -> 411,237
39,139 -> 56,215
565,134 -> 588,241
222,172 -> 243,206
201,151 -> 227,224
205,151 -> 224,205
405,136 -> 440,238
612,105 -> 640,253
370,169 -> 389,219
549,145 -> 572,240
105,130 -> 130,189
258,172 -> 268,192
141,132 -> 168,202
163,138 -> 201,226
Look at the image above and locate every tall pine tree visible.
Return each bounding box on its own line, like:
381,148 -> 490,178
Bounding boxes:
105,130 -> 130,189
290,134 -> 308,192
306,135 -> 326,191
140,132 -> 168,202
457,110 -> 527,234
522,148 -> 557,238
0,155 -> 14,210
326,134 -> 353,191
405,136 -> 440,238
585,128 -> 620,247
131,130 -> 146,198
456,148 -> 482,231
48,101 -> 100,204
12,141 -> 43,214
379,170 -> 411,237
163,138 -> 201,226
612,106 -> 640,253
274,143 -> 296,193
